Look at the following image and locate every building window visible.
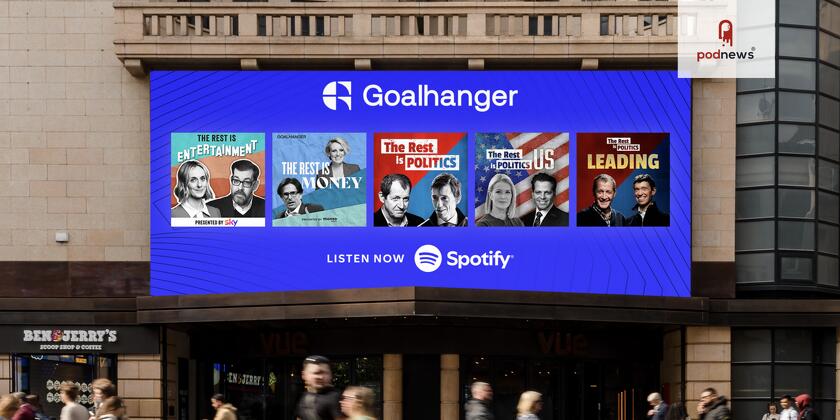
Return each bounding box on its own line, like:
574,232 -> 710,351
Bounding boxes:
13,354 -> 117,419
732,328 -> 836,419
735,0 -> 840,291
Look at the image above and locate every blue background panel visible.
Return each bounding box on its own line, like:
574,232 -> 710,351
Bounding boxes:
151,71 -> 691,297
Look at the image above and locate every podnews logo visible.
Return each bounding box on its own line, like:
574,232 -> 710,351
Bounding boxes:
696,19 -> 755,62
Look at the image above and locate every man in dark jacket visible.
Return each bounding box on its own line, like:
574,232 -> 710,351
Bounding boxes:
207,159 -> 265,218
465,382 -> 494,420
577,174 -> 625,227
796,394 -> 820,420
698,388 -> 730,420
296,355 -> 343,420
627,174 -> 669,227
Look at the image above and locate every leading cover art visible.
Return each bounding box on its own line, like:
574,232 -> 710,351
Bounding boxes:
576,133 -> 670,227
170,133 -> 266,227
272,133 -> 367,227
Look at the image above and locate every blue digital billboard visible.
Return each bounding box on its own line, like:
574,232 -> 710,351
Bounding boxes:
151,71 -> 691,297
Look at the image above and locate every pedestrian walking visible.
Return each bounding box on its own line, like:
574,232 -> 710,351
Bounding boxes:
90,379 -> 117,420
465,382 -> 494,420
59,384 -> 90,420
210,394 -> 236,420
340,386 -> 376,420
515,391 -> 543,420
762,402 -> 780,420
779,395 -> 798,420
795,394 -> 820,420
647,393 -> 668,420
296,355 -> 342,420
96,397 -> 126,420
11,394 -> 35,420
0,395 -> 21,420
697,388 -> 731,420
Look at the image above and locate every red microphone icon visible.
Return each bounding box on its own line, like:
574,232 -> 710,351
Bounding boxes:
719,20 -> 733,47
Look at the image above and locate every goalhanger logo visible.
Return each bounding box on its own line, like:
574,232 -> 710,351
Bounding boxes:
322,81 -> 352,110
413,244 -> 513,273
321,81 -> 519,112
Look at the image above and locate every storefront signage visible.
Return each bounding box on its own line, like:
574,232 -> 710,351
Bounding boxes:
0,326 -> 159,354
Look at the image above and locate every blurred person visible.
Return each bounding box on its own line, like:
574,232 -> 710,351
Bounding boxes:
171,160 -> 220,218
520,172 -> 569,227
90,378 -> 117,419
60,383 -> 89,420
340,386 -> 375,420
207,159 -> 265,218
697,388 -> 730,420
374,174 -> 423,227
22,396 -> 47,420
516,391 -> 543,420
419,173 -> 467,227
315,137 -> 361,190
477,174 -> 524,227
647,392 -> 668,420
465,382 -> 494,420
297,355 -> 343,420
779,395 -> 798,420
95,397 -> 126,420
210,394 -> 236,420
577,173 -> 625,227
11,394 -> 35,420
762,402 -> 780,420
665,402 -> 688,420
795,394 -> 819,420
0,395 -> 21,420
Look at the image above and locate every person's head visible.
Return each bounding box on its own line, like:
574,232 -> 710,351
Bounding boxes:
699,387 -> 717,408
325,138 -> 350,165
301,355 -> 332,392
0,394 -> 20,419
211,394 -> 225,410
779,395 -> 793,410
647,392 -> 662,407
340,386 -> 375,418
60,382 -> 80,404
379,174 -> 412,221
484,174 -> 517,219
530,173 -> 557,212
175,160 -> 215,203
229,159 -> 260,206
430,173 -> 462,223
768,402 -> 778,414
10,393 -> 25,404
632,174 -> 657,208
23,395 -> 40,409
795,394 -> 812,410
591,173 -> 617,210
99,396 -> 125,417
516,391 -> 543,415
278,178 -> 303,212
470,382 -> 492,401
91,378 -> 116,404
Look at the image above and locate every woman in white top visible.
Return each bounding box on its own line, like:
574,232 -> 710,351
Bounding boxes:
761,402 -> 780,420
60,383 -> 91,420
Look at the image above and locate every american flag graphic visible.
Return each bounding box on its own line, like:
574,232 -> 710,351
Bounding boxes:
475,132 -> 570,219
